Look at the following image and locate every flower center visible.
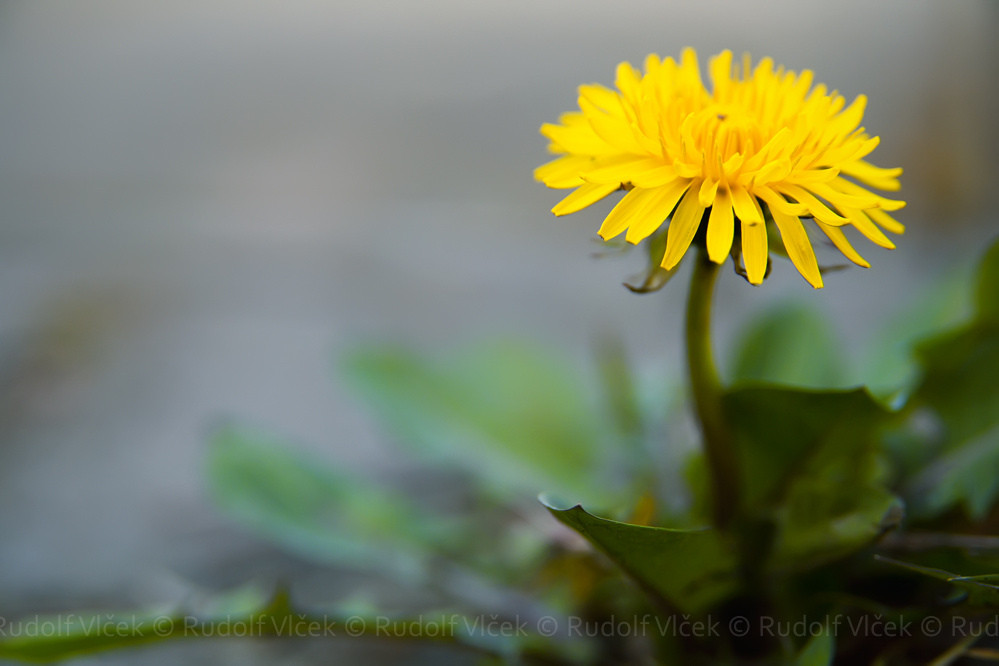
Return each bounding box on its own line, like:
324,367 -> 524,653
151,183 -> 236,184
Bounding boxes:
692,104 -> 764,162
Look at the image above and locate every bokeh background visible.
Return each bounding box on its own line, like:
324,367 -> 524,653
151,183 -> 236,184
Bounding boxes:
0,1 -> 996,663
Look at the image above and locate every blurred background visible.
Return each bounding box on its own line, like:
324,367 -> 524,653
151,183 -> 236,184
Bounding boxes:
0,1 -> 996,663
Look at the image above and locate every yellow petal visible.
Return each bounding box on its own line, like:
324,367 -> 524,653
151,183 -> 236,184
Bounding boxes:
839,160 -> 903,191
741,216 -> 768,285
730,185 -> 762,225
779,184 -> 851,226
839,207 -> 896,249
866,207 -> 905,235
630,165 -> 680,188
541,121 -> 609,155
621,180 -> 692,243
698,178 -> 719,207
706,189 -> 735,263
578,84 -> 624,115
551,182 -> 619,216
661,185 -> 706,270
534,155 -> 591,188
597,187 -> 656,240
582,155 -> 667,185
771,209 -> 823,288
815,221 -> 870,267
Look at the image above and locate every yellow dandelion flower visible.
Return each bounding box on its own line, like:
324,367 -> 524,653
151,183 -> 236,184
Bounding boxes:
534,48 -> 905,288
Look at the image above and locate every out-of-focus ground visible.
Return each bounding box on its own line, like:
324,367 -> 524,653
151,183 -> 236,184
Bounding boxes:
0,1 -> 996,663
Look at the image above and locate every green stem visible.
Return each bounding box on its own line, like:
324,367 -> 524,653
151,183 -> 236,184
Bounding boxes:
685,247 -> 739,528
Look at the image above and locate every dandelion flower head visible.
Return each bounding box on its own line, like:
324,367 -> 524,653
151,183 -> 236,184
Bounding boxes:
534,49 -> 905,288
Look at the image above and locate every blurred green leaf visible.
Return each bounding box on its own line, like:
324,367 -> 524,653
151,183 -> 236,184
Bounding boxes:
723,387 -> 901,570
904,239 -> 999,521
913,323 -> 999,447
728,303 -> 845,388
910,423 -> 999,521
0,587 -> 552,663
795,630 -> 834,666
975,237 -> 999,322
0,585 -> 273,663
207,426 -> 458,580
340,341 -> 619,506
859,272 -> 971,401
541,497 -> 736,614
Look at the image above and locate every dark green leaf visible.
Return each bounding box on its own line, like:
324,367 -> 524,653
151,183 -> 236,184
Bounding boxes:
795,630 -> 834,666
975,237 -> 999,322
541,497 -> 736,614
723,387 -> 889,509
728,303 -> 845,388
876,556 -> 999,607
340,341 -> 619,506
723,387 -> 901,569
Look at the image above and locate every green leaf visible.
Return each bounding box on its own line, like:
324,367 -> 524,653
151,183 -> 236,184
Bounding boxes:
975,237 -> 999,322
207,426 -> 456,580
0,585 -> 273,663
541,497 -> 736,614
340,341 -> 620,506
723,387 -> 901,570
914,322 -> 999,446
859,271 -> 971,400
875,556 -> 999,607
728,303 -> 845,388
910,423 -> 999,521
0,587 -> 556,663
723,387 -> 890,508
795,630 -> 834,666
904,238 -> 999,521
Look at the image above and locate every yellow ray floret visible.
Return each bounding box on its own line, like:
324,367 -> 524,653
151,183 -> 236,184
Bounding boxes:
534,48 -> 906,289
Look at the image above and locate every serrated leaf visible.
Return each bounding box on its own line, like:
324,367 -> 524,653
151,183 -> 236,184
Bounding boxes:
340,341 -> 619,506
723,387 -> 901,570
723,387 -> 890,508
728,303 -> 845,388
207,426 -> 455,580
541,497 -> 736,614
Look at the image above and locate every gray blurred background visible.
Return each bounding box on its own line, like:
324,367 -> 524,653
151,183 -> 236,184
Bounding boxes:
0,1 -> 996,663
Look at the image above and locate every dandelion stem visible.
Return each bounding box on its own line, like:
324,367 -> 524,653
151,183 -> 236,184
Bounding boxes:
685,247 -> 739,528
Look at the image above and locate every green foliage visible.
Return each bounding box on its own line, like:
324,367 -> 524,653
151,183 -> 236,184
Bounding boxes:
904,237 -> 999,520
207,426 -> 461,580
910,423 -> 999,521
795,631 -> 834,666
729,304 -> 845,388
541,498 -> 736,614
340,340 -> 623,507
876,556 -> 999,608
10,232 -> 999,664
